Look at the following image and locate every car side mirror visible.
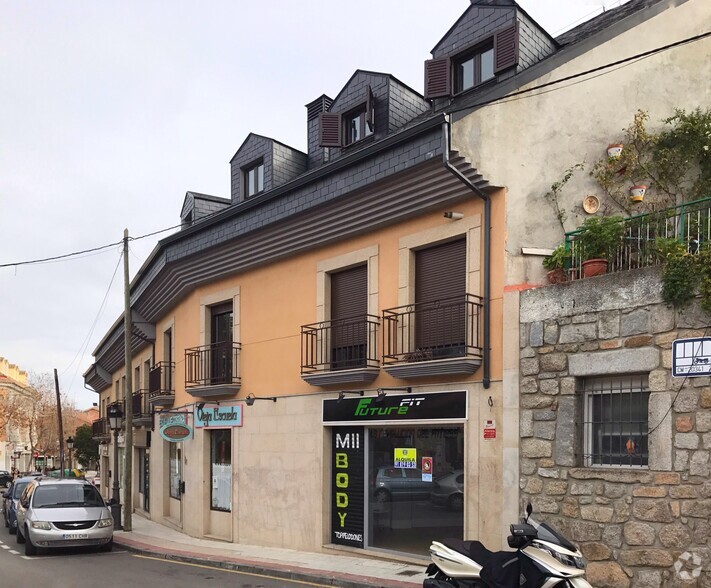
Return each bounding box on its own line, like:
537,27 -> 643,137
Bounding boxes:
2,492 -> 9,499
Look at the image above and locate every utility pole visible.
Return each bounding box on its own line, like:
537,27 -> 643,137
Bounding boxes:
123,229 -> 133,532
54,369 -> 64,478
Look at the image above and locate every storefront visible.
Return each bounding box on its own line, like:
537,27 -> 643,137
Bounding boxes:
324,390 -> 467,557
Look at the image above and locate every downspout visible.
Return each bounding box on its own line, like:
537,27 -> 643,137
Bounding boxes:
442,116 -> 491,389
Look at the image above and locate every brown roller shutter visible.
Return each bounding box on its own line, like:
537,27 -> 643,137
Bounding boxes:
415,239 -> 466,356
494,23 -> 519,73
424,57 -> 451,99
319,112 -> 342,147
330,265 -> 367,369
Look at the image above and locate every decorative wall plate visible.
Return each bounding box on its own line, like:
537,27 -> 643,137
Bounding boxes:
583,194 -> 600,214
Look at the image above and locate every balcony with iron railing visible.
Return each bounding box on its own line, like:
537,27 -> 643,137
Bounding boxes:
383,293 -> 483,378
301,314 -> 380,386
149,361 -> 175,407
132,389 -> 152,427
185,341 -> 241,398
565,197 -> 711,279
91,418 -> 109,441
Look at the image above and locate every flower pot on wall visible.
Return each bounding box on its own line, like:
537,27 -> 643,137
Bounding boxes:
581,258 -> 608,278
607,143 -> 624,158
630,185 -> 647,202
547,268 -> 567,284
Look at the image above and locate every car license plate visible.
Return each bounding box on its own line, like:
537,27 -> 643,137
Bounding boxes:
62,533 -> 88,539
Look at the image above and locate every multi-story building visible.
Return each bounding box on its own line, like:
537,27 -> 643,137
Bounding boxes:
0,357 -> 38,473
85,0 -> 710,583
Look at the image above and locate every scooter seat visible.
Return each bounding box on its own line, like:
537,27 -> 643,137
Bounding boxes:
440,538 -> 494,564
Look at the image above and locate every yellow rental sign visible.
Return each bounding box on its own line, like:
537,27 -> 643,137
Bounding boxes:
394,448 -> 417,469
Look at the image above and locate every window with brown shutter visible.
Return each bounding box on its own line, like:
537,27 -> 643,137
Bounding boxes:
494,23 -> 519,73
319,112 -> 342,147
424,57 -> 451,99
415,239 -> 466,358
330,264 -> 367,370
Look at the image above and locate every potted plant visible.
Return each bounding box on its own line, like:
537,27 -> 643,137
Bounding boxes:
542,244 -> 569,284
576,215 -> 625,278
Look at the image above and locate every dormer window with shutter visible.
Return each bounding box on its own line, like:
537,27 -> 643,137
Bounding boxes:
319,86 -> 374,148
424,23 -> 519,99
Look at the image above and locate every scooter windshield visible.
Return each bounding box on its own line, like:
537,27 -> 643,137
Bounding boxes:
529,516 -> 577,552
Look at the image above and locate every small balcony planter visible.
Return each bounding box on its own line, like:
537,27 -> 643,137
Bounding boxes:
581,258 -> 608,278
607,143 -> 624,158
576,215 -> 625,278
630,185 -> 647,202
542,244 -> 570,284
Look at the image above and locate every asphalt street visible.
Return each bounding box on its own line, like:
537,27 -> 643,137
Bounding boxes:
0,537 -> 337,588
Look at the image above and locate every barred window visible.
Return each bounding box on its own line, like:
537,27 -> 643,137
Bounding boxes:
582,374 -> 649,467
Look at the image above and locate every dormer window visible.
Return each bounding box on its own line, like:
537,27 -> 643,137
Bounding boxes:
344,105 -> 373,146
245,160 -> 264,198
454,44 -> 494,93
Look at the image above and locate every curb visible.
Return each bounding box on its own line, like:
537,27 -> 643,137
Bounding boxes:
114,535 -> 422,588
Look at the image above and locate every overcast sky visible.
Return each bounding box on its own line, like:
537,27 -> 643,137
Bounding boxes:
1,0 -> 627,409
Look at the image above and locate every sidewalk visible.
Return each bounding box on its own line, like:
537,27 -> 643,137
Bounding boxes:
113,515 -> 428,588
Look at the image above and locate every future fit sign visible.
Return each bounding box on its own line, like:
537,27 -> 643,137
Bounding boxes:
322,390 -> 467,423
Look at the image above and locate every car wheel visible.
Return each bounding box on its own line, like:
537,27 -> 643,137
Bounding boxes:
16,525 -> 25,544
374,489 -> 390,503
100,538 -> 113,552
447,493 -> 464,511
4,515 -> 8,528
9,522 -> 16,535
24,528 -> 37,556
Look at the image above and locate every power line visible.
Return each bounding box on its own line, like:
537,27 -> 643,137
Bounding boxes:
0,224 -> 182,269
448,30 -> 711,115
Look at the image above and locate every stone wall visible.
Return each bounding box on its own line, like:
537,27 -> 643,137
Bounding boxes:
520,267 -> 710,588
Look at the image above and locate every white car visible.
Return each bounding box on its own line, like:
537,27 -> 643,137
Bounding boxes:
15,477 -> 113,555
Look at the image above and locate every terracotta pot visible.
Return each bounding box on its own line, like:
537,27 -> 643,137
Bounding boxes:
607,143 -> 624,158
547,268 -> 567,284
582,258 -> 608,278
630,185 -> 646,202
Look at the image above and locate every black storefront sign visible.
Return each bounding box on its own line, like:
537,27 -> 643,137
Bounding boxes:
323,390 -> 467,423
331,426 -> 364,548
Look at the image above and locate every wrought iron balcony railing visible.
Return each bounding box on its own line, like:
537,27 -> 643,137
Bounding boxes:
565,197 -> 711,279
301,314 -> 380,374
91,418 -> 109,439
132,390 -> 152,424
185,342 -> 241,388
149,361 -> 175,403
383,294 -> 483,365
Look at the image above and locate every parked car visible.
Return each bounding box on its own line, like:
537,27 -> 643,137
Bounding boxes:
3,476 -> 35,534
372,467 -> 432,502
15,478 -> 113,555
0,471 -> 12,488
430,470 -> 464,511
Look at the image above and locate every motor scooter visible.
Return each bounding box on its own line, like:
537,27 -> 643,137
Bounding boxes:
423,504 -> 592,588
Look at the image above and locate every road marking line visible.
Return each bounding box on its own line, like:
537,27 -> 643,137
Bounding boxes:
9,550 -> 20,555
21,556 -> 33,560
133,554 -> 334,587
1,545 -> 10,550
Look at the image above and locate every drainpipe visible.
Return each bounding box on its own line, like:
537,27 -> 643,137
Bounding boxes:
442,116 -> 491,389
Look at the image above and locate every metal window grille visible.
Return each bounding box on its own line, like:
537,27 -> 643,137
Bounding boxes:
580,374 -> 649,468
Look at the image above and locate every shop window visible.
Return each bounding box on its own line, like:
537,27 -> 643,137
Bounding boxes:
368,426 -> 464,556
581,374 -> 649,467
169,443 -> 181,500
210,429 -> 232,512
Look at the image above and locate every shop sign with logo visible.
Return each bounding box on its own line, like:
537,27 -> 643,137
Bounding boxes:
323,391 -> 467,424
422,457 -> 433,482
484,419 -> 496,440
331,426 -> 364,548
194,404 -> 242,428
159,412 -> 193,442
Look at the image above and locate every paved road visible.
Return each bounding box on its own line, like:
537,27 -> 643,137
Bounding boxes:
0,536 -> 335,588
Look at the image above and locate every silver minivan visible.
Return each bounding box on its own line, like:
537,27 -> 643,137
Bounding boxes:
15,477 -> 113,555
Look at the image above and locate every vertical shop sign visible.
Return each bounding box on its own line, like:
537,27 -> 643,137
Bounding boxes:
332,426 -> 364,548
484,419 -> 496,440
422,457 -> 433,482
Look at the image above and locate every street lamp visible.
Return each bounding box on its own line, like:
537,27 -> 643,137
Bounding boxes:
107,403 -> 123,530
66,436 -> 74,471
